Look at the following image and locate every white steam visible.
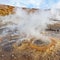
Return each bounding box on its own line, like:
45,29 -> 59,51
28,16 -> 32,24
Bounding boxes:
0,8 -> 58,43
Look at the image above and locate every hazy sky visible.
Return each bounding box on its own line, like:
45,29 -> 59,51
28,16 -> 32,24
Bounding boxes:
0,0 -> 60,9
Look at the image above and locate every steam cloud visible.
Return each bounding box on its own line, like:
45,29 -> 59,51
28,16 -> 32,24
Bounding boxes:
0,8 -> 59,43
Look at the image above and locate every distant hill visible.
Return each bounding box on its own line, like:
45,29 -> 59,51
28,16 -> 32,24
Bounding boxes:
0,4 -> 51,16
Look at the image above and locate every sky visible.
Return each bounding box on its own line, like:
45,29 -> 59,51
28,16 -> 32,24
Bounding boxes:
0,0 -> 60,9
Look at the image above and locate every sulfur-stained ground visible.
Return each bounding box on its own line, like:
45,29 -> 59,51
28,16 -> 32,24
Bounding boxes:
0,37 -> 60,60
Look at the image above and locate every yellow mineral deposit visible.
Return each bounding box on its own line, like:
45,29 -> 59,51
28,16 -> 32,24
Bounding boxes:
13,37 -> 60,60
0,4 -> 14,16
